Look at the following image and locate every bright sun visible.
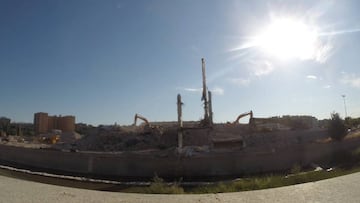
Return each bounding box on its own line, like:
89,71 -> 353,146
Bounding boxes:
256,18 -> 319,61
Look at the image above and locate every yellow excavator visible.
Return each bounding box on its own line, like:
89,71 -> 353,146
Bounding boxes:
133,113 -> 151,127
133,114 -> 163,135
40,135 -> 60,144
227,111 -> 253,126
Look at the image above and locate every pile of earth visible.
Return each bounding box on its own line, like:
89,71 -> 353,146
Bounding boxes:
67,126 -> 178,152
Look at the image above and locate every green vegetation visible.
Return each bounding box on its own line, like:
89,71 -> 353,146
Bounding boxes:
189,168 -> 360,194
123,175 -> 184,194
328,112 -> 347,141
345,117 -> 360,129
123,166 -> 360,194
122,146 -> 360,194
122,167 -> 360,194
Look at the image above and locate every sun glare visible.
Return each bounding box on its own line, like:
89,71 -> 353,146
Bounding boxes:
256,18 -> 319,61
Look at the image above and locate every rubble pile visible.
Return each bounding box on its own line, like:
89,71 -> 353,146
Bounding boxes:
72,126 -> 174,151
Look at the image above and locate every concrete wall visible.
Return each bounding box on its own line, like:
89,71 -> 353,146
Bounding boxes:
0,139 -> 360,180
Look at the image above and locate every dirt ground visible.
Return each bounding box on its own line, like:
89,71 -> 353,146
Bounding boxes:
3,123 -> 358,154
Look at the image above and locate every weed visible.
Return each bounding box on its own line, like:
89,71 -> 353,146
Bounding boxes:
122,147 -> 360,194
290,163 -> 301,174
123,175 -> 184,194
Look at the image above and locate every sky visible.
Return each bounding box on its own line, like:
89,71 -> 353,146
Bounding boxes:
1,0 -> 360,125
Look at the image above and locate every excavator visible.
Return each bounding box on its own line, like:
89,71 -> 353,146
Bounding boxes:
40,135 -> 60,144
227,111 -> 254,126
133,113 -> 151,127
133,113 -> 163,135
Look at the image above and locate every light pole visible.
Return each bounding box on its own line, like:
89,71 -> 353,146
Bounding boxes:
341,95 -> 348,118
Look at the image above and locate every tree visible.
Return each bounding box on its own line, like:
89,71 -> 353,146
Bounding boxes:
328,112 -> 347,141
345,117 -> 360,129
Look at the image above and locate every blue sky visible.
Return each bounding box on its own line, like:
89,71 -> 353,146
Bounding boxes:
1,0 -> 360,125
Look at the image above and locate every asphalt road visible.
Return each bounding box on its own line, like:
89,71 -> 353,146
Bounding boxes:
1,172 -> 360,203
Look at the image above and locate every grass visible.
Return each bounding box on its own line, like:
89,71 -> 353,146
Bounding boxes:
122,175 -> 184,194
123,167 -> 360,194
189,167 -> 360,194
122,147 -> 360,194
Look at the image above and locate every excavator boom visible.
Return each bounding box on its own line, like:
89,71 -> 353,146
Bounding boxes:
133,114 -> 150,127
228,111 -> 253,125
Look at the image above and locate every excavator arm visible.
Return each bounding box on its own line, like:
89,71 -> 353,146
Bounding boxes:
228,111 -> 253,125
132,113 -> 164,135
133,113 -> 150,127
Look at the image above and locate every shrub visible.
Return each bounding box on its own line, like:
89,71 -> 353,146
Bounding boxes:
328,112 -> 347,141
144,175 -> 184,194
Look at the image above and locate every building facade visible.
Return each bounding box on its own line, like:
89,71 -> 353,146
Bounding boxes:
34,112 -> 75,134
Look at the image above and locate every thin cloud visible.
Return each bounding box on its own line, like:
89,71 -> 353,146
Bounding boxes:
315,43 -> 333,64
229,40 -> 258,52
319,28 -> 360,36
306,75 -> 317,79
341,73 -> 360,88
183,87 -> 224,95
212,87 -> 224,95
253,61 -> 274,76
228,78 -> 251,86
183,88 -> 202,92
323,85 -> 331,89
311,27 -> 360,63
